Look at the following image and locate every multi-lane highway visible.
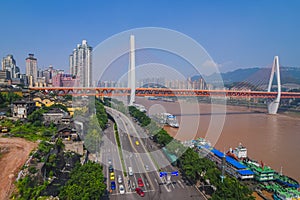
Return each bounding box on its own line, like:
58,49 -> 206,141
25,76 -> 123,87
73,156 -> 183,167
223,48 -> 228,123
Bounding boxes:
101,106 -> 206,200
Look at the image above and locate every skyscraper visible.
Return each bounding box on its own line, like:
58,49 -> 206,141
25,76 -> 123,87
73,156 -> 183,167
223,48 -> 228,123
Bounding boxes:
2,54 -> 19,79
69,40 -> 92,87
25,54 -> 38,86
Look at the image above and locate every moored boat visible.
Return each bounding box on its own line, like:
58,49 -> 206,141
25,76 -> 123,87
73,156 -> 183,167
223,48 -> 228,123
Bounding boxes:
275,173 -> 300,189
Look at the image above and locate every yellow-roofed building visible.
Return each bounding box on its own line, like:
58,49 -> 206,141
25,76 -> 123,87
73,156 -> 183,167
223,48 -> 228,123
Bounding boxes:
33,97 -> 84,116
33,97 -> 55,107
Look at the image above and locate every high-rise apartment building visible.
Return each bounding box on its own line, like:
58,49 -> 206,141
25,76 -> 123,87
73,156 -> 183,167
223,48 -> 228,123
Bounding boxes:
2,54 -> 19,79
25,54 -> 38,86
69,40 -> 92,87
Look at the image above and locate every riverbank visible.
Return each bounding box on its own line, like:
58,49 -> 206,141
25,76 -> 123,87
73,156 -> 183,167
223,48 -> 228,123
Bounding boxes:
136,97 -> 300,183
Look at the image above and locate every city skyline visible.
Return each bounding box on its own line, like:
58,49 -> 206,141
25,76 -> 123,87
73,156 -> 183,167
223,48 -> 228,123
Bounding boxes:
1,1 -> 300,200
0,1 -> 299,74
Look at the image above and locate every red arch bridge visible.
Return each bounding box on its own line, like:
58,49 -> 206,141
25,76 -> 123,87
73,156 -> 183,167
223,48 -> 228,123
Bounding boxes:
29,87 -> 300,99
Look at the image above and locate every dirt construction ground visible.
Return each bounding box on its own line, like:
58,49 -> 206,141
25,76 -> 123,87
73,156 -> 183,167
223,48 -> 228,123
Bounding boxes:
0,137 -> 37,200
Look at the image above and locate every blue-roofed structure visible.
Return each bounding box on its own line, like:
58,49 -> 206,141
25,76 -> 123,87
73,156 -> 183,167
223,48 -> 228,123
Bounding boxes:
209,148 -> 254,180
211,148 -> 224,157
237,170 -> 255,176
211,148 -> 246,169
226,156 -> 246,169
236,169 -> 255,179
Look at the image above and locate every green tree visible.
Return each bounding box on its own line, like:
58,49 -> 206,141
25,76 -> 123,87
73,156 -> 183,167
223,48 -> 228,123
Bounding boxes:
128,106 -> 151,127
0,92 -> 21,108
84,115 -> 102,153
28,109 -> 45,123
178,148 -> 202,183
59,162 -> 106,200
166,139 -> 186,157
95,100 -> 108,129
153,129 -> 172,146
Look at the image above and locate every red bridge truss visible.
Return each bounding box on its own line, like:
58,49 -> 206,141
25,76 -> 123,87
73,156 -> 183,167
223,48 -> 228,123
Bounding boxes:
29,87 -> 300,99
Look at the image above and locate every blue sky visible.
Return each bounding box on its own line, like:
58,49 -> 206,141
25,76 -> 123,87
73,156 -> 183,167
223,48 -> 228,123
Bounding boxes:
0,0 -> 299,73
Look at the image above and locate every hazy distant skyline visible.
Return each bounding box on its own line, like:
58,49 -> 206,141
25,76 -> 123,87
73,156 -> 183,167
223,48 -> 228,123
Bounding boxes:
0,0 -> 299,73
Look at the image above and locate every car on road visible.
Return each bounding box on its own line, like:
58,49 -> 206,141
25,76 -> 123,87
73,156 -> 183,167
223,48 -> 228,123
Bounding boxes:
144,165 -> 149,171
110,172 -> 115,180
118,175 -> 122,183
119,184 -> 125,194
108,159 -> 112,165
135,140 -> 139,145
135,188 -> 145,197
111,181 -> 116,190
137,178 -> 144,187
128,167 -> 133,176
109,165 -> 114,173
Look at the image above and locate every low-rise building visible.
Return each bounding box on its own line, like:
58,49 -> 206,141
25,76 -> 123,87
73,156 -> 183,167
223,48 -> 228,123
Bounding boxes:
61,115 -> 72,125
12,100 -> 35,119
56,125 -> 78,141
52,73 -> 75,87
0,70 -> 11,85
43,108 -> 68,125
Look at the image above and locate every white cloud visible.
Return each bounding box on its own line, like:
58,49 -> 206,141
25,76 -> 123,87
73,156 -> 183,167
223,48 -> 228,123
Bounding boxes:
202,60 -> 219,68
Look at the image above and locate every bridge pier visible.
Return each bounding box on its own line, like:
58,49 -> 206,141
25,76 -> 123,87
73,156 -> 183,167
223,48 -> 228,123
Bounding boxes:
267,99 -> 280,114
267,56 -> 281,114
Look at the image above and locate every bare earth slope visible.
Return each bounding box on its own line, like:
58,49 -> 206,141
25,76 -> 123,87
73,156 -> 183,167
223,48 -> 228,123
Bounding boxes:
0,137 -> 37,200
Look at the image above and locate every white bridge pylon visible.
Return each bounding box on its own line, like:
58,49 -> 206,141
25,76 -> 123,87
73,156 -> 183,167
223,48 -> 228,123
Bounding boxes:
128,35 -> 136,106
267,56 -> 281,114
126,37 -> 281,114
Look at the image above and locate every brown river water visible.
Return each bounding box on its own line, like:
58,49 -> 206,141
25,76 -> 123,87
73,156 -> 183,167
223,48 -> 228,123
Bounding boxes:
136,97 -> 300,182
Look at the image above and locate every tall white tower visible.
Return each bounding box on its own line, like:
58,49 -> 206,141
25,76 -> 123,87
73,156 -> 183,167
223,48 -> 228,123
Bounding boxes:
267,56 -> 281,114
25,54 -> 38,86
2,54 -> 17,79
69,40 -> 92,87
128,35 -> 136,105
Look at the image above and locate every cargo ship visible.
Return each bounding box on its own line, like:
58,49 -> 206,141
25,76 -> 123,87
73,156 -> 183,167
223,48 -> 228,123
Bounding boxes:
275,172 -> 300,189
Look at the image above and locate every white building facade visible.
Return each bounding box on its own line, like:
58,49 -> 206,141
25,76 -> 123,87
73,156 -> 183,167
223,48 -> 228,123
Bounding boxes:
69,40 -> 92,87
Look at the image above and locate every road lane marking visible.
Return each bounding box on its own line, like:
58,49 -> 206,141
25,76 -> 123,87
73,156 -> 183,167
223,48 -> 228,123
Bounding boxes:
107,107 -> 172,193
177,180 -> 185,188
171,182 -> 175,189
121,114 -> 157,190
115,110 -> 155,191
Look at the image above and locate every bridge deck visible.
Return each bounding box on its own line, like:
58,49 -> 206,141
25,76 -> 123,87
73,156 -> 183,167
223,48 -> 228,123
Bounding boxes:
28,87 -> 300,98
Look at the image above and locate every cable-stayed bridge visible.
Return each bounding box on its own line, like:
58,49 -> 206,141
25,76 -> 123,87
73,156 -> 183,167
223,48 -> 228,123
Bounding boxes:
29,36 -> 300,114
